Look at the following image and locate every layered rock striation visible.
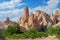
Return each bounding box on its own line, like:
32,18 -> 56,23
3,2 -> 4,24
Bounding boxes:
18,7 -> 58,32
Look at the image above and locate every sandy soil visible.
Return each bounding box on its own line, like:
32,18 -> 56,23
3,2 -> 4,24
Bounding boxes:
5,35 -> 58,40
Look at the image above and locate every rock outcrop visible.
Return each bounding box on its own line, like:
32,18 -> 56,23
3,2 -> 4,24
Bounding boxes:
54,10 -> 60,16
18,7 -> 58,32
0,7 -> 59,32
50,15 -> 57,25
54,10 -> 60,22
0,17 -> 13,29
4,17 -> 13,25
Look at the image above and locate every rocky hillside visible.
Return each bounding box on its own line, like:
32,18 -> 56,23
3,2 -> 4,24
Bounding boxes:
18,7 -> 60,32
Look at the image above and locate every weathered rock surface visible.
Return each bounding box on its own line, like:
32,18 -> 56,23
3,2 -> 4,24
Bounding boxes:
18,7 -> 58,32
54,10 -> 60,22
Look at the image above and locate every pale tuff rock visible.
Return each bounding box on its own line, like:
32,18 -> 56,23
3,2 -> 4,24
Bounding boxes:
54,10 -> 60,22
50,15 -> 57,25
18,7 -> 59,32
28,13 -> 34,27
24,7 -> 29,22
37,11 -> 50,26
54,10 -> 60,16
35,10 -> 41,17
18,7 -> 29,32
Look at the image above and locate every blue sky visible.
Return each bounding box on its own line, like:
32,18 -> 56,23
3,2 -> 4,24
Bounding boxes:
0,0 -> 60,22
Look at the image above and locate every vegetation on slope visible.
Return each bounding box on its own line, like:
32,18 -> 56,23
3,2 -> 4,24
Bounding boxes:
2,23 -> 60,40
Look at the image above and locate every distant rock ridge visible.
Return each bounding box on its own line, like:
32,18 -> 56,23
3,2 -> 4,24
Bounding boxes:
4,17 -> 13,25
0,17 -> 13,29
18,7 -> 58,32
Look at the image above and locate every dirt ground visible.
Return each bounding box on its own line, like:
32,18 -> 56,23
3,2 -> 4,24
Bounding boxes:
5,35 -> 58,40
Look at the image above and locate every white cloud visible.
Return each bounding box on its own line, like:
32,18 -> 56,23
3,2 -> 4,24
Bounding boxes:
11,0 -> 60,21
0,0 -> 25,21
0,8 -> 24,21
32,0 -> 60,14
11,17 -> 20,22
0,0 -> 25,9
46,0 -> 60,13
0,0 -> 60,22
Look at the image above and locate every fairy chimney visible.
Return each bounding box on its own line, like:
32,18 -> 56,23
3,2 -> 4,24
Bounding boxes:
24,6 -> 29,22
4,17 -> 12,25
18,7 -> 59,32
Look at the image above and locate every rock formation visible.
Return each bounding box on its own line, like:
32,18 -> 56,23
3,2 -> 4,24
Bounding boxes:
50,15 -> 57,25
4,17 -> 12,25
24,7 -> 29,22
18,7 -> 58,32
54,10 -> 60,16
54,10 -> 60,22
18,7 -> 29,32
0,7 -> 59,32
0,17 -> 13,29
0,22 -> 7,29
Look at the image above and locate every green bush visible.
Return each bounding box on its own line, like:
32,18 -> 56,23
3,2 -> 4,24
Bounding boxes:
47,26 -> 54,35
3,27 -> 48,39
37,32 -> 48,38
54,26 -> 60,35
9,34 -> 24,38
23,28 -> 38,39
3,24 -> 60,39
53,26 -> 60,39
47,25 -> 60,40
23,28 -> 48,39
3,23 -> 19,37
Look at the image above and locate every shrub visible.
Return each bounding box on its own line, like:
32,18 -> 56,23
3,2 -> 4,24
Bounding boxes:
9,34 -> 24,38
53,26 -> 60,39
47,26 -> 54,35
3,23 -> 19,37
54,26 -> 60,35
3,27 -> 48,39
0,28 -> 5,38
23,28 -> 38,39
23,28 -> 48,39
47,25 -> 60,40
36,32 -> 48,38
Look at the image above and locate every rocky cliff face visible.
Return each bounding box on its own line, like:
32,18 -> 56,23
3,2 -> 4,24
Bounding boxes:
18,7 -> 58,32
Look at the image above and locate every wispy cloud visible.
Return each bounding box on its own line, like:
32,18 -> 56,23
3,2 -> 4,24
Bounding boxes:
0,0 -> 25,9
0,0 -> 60,22
0,8 -> 24,21
32,0 -> 60,14
0,0 -> 25,21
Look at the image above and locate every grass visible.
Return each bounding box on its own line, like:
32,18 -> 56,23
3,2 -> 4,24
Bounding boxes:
2,24 -> 60,40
